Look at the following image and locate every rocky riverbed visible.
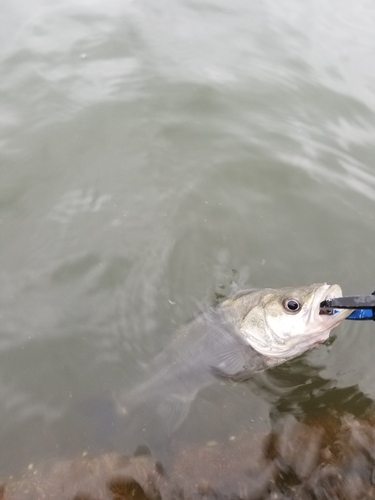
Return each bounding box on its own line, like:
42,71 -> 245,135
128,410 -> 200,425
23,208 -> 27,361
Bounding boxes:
3,411 -> 375,500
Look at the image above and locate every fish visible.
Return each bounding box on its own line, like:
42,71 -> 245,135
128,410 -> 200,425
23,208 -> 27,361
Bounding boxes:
117,283 -> 352,432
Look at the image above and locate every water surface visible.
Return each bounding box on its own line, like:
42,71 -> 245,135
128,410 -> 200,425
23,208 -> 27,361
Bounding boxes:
1,0 -> 375,484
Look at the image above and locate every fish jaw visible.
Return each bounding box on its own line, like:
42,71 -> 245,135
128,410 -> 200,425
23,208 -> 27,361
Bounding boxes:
304,284 -> 353,341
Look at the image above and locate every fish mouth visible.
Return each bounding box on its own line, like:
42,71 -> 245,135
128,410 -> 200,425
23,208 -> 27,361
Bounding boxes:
315,284 -> 353,325
320,283 -> 342,303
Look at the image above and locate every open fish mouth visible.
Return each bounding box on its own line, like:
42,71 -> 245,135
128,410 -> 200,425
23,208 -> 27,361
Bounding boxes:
320,284 -> 343,307
316,284 -> 353,324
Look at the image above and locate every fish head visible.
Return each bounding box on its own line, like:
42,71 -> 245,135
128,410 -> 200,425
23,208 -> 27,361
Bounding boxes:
238,283 -> 352,359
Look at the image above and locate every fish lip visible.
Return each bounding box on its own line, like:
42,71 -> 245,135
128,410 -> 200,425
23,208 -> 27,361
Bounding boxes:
312,283 -> 343,311
322,283 -> 343,302
316,284 -> 353,324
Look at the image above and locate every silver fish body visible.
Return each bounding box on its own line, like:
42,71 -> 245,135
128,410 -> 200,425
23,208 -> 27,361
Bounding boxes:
118,283 -> 351,431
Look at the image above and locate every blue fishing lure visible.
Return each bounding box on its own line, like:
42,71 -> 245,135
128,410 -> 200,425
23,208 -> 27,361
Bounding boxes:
346,309 -> 373,320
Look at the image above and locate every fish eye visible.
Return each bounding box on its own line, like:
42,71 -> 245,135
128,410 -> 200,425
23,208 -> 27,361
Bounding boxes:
283,298 -> 301,313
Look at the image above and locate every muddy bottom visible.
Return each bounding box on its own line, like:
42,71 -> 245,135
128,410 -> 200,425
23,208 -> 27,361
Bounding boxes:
3,410 -> 375,500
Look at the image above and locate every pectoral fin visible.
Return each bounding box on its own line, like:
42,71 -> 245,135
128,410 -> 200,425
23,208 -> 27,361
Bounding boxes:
157,395 -> 192,433
210,345 -> 259,381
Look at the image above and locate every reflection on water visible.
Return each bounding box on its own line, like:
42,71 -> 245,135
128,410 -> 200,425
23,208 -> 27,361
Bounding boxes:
1,0 -> 375,495
253,358 -> 375,420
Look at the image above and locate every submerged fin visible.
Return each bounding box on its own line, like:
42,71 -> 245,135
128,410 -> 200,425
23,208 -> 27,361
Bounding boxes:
157,395 -> 192,433
210,345 -> 261,381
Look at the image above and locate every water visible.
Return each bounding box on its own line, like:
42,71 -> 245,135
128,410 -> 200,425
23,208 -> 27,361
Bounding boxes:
1,0 -> 375,488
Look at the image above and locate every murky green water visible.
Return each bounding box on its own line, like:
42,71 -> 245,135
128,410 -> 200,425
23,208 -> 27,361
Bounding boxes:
1,0 -> 375,483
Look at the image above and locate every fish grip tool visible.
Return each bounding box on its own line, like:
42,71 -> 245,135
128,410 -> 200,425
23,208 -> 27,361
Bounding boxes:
320,292 -> 375,320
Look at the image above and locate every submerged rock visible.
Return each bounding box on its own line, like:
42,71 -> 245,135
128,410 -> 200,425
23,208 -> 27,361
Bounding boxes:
3,414 -> 375,500
1,453 -> 160,500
